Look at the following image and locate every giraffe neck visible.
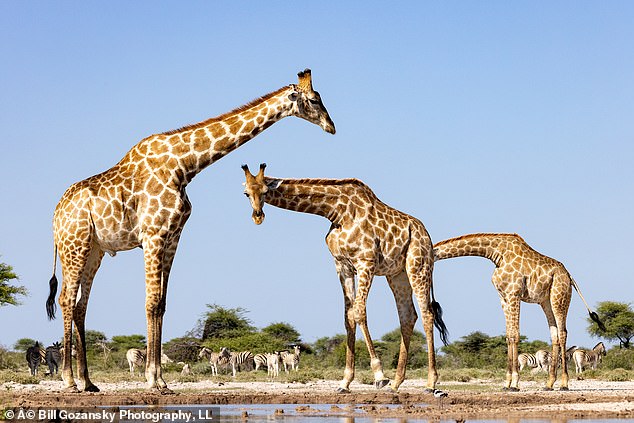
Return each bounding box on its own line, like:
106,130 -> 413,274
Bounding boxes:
433,233 -> 520,266
133,86 -> 297,184
263,178 -> 369,224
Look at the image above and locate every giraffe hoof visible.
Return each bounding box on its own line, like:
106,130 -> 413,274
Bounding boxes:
423,388 -> 434,394
158,386 -> 175,395
387,386 -> 399,393
63,386 -> 80,393
83,384 -> 100,393
542,387 -> 554,391
507,387 -> 520,392
559,386 -> 570,391
374,379 -> 390,389
336,388 -> 351,394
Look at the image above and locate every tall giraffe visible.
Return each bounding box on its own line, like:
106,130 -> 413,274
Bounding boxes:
433,233 -> 604,391
242,164 -> 448,392
45,70 -> 335,394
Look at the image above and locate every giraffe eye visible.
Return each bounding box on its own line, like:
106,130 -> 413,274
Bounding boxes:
244,192 -> 250,197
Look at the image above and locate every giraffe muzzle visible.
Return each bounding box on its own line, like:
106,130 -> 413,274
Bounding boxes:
252,210 -> 265,225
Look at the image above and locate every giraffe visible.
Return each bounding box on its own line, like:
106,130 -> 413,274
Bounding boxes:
45,69 -> 335,394
241,164 -> 449,392
433,233 -> 605,391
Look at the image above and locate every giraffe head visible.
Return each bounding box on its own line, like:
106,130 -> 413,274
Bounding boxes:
290,69 -> 336,134
242,163 -> 280,225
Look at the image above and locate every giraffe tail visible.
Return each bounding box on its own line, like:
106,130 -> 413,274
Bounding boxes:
571,277 -> 606,332
46,245 -> 58,320
431,283 -> 450,346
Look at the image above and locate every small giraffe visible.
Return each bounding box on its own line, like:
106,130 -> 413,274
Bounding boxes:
242,164 -> 448,392
45,69 -> 335,393
433,233 -> 604,391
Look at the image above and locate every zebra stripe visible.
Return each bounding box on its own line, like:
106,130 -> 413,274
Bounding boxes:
518,350 -> 550,372
126,348 -> 146,374
45,342 -> 62,375
573,342 -> 606,374
26,342 -> 42,376
227,350 -> 254,377
280,345 -> 301,373
199,347 -> 230,376
254,353 -> 268,371
266,352 -> 281,378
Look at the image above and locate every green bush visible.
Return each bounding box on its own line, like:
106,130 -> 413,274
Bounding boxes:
603,348 -> 634,370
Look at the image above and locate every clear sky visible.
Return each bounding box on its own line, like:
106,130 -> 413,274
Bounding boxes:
1,2 -> 632,356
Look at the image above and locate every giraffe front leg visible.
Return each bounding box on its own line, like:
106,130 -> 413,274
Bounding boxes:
336,264 -> 356,393
353,267 -> 389,390
502,297 -> 521,391
143,237 -> 174,395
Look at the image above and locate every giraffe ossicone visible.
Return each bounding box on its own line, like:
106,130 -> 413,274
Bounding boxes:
46,69 -> 335,394
242,163 -> 449,392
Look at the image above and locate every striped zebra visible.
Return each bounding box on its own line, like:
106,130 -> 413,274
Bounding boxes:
227,350 -> 254,377
25,342 -> 43,376
254,352 -> 282,377
280,345 -> 301,373
519,346 -> 577,373
198,347 -> 230,376
126,348 -> 146,374
518,349 -> 551,372
573,342 -> 606,374
45,342 -> 62,375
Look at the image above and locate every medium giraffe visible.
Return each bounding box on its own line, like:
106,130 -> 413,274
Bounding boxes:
433,233 -> 604,391
45,69 -> 335,393
242,164 -> 448,392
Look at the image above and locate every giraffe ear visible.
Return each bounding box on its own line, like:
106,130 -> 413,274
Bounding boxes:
266,179 -> 281,190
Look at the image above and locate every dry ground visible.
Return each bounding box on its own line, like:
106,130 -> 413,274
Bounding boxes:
2,378 -> 634,420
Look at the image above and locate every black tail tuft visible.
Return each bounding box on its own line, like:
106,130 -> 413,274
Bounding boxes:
431,300 -> 450,346
46,275 -> 58,320
590,311 -> 606,332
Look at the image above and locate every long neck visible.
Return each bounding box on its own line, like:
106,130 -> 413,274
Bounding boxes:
140,86 -> 296,184
263,178 -> 357,224
433,233 -> 512,266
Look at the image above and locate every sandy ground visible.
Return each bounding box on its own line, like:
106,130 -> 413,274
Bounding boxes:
2,377 -> 634,420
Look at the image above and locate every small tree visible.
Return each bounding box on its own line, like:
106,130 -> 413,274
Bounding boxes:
261,322 -> 301,344
588,301 -> 634,348
110,335 -> 146,352
0,261 -> 27,306
199,304 -> 256,340
14,338 -> 39,352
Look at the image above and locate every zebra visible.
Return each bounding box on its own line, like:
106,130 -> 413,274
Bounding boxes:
518,349 -> 551,372
253,353 -> 268,371
26,341 -> 43,376
266,352 -> 281,378
45,342 -> 62,375
280,345 -> 301,373
126,348 -> 146,374
227,350 -> 254,377
573,342 -> 606,374
198,347 -> 230,376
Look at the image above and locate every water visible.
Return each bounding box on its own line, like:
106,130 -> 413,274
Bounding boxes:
111,404 -> 634,423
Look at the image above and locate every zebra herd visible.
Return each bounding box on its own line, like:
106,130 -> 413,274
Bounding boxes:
518,342 -> 606,375
197,345 -> 301,378
25,341 -> 65,376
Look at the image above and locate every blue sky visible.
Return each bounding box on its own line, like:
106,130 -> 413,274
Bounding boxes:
1,2 -> 632,358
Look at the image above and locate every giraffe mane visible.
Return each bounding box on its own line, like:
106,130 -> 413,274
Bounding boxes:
434,232 -> 524,246
160,86 -> 291,136
265,177 -> 379,201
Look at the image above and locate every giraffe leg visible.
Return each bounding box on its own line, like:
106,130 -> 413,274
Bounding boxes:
72,247 -> 104,392
550,272 -> 572,391
58,244 -> 96,393
352,265 -> 389,390
143,235 -> 178,394
407,263 -> 438,392
335,262 -> 356,393
501,296 -> 521,391
386,272 -> 416,392
540,301 -> 560,391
